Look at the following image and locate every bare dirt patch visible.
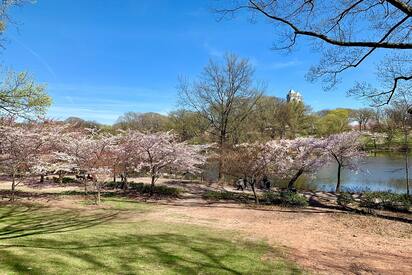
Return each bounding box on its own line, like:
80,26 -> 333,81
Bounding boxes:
146,202 -> 412,274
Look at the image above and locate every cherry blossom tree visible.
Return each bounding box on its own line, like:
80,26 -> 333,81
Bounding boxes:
113,130 -> 144,189
122,131 -> 207,196
276,138 -> 329,190
224,138 -> 329,200
28,121 -> 78,183
58,130 -> 117,203
32,152 -> 77,184
223,142 -> 277,203
0,122 -> 50,201
323,131 -> 366,192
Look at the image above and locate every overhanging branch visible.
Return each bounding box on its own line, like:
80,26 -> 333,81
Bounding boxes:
248,0 -> 412,49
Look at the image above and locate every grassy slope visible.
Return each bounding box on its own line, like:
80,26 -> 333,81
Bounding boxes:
0,198 -> 301,275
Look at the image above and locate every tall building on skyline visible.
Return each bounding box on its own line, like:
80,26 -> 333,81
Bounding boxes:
286,89 -> 303,103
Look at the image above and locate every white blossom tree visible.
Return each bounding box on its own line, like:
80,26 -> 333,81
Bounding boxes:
224,138 -> 329,199
122,131 -> 208,196
223,142 -> 278,203
32,152 -> 77,184
323,131 -> 366,192
59,130 -> 117,203
113,130 -> 144,189
0,122 -> 50,201
276,138 -> 329,190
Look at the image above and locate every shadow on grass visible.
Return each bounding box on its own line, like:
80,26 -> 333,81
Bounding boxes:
0,190 -> 118,200
0,231 -> 299,274
0,203 -> 300,274
0,204 -> 118,240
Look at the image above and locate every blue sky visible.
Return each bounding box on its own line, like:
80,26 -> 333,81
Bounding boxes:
2,0 -> 374,124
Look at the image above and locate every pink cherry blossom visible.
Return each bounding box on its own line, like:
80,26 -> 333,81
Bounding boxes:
323,131 -> 367,192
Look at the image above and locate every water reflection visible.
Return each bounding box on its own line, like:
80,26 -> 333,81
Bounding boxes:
296,152 -> 410,193
205,152 -> 410,194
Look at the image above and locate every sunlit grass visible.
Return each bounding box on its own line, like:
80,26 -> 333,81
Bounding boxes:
0,201 -> 301,274
79,196 -> 154,212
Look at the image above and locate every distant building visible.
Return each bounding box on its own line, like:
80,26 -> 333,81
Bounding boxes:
286,90 -> 303,103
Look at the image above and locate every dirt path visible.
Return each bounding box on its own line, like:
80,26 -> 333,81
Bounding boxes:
146,200 -> 412,275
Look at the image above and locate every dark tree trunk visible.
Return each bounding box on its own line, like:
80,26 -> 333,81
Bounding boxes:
58,171 -> 63,184
288,169 -> 304,190
84,179 -> 88,195
250,178 -> 259,204
150,172 -> 156,196
40,174 -> 44,183
11,172 -> 16,202
336,163 -> 342,193
404,131 -> 410,196
218,130 -> 226,180
405,151 -> 410,196
121,173 -> 128,191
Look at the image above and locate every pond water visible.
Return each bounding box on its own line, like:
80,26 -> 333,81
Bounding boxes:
294,152 -> 410,194
204,152 -> 411,194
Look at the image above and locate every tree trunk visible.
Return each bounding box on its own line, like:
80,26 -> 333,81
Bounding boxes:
405,152 -> 410,196
122,173 -> 128,191
113,172 -> 116,183
218,158 -> 223,181
150,175 -> 156,196
58,171 -> 63,184
336,163 -> 342,193
218,131 -> 226,180
40,174 -> 44,183
250,178 -> 259,204
95,181 -> 101,205
84,179 -> 88,195
11,172 -> 16,202
288,169 -> 304,190
404,131 -> 410,196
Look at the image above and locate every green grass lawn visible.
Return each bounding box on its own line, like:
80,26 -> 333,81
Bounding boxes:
0,198 -> 301,274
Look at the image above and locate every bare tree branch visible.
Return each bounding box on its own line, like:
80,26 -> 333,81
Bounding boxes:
386,0 -> 412,16
247,0 -> 412,49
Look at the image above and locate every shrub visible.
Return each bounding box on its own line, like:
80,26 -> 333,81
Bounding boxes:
104,181 -> 118,189
60,190 -> 87,196
262,191 -> 279,204
263,191 -> 308,207
202,190 -> 250,202
337,192 -> 354,207
129,182 -> 144,192
129,182 -> 181,197
103,181 -> 181,197
202,190 -> 308,207
360,192 -> 411,212
52,176 -> 78,184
